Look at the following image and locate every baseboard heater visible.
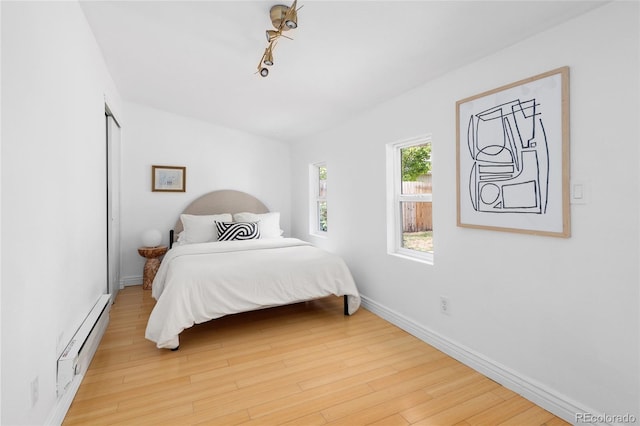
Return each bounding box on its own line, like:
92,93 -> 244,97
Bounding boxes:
57,294 -> 111,396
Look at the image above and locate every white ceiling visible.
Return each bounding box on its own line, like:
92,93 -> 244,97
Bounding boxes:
80,1 -> 606,142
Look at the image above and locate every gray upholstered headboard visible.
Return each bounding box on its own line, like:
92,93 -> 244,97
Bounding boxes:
172,190 -> 269,237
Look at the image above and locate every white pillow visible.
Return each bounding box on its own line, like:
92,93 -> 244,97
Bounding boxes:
174,231 -> 187,246
232,212 -> 283,239
180,213 -> 232,243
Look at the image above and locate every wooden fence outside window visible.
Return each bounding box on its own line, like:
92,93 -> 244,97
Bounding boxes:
402,178 -> 432,232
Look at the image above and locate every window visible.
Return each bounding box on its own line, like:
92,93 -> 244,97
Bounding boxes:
310,162 -> 328,235
386,136 -> 433,263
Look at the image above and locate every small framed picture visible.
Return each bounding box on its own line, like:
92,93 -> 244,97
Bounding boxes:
152,165 -> 186,192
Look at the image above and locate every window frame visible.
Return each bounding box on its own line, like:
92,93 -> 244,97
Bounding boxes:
386,135 -> 433,264
309,162 -> 328,236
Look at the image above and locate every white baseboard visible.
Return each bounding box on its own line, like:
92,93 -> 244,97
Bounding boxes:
120,275 -> 142,287
359,295 -> 607,425
45,374 -> 84,426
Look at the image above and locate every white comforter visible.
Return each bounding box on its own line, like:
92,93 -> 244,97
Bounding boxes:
145,238 -> 361,349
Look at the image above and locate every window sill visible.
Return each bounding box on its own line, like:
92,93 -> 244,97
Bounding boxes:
309,231 -> 329,239
388,250 -> 433,266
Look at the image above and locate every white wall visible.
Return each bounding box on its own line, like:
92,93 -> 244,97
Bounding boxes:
1,2 -> 122,424
119,102 -> 291,284
290,2 -> 639,422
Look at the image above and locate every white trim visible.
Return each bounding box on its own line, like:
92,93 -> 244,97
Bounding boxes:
360,295 -> 609,426
388,250 -> 433,265
120,275 -> 142,287
45,374 -> 84,426
385,135 -> 433,264
308,161 -> 328,236
103,94 -> 123,126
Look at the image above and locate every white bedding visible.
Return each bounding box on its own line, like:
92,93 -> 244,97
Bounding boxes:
145,238 -> 361,349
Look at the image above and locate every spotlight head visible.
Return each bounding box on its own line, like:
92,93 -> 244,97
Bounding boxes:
266,30 -> 280,42
263,47 -> 274,66
284,1 -> 298,29
260,68 -> 269,77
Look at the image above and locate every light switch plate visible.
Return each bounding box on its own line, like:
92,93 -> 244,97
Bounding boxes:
570,180 -> 588,205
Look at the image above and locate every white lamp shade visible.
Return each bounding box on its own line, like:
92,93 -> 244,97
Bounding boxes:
141,229 -> 162,247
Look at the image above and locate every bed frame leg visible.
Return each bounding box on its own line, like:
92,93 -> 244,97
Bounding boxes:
343,295 -> 349,316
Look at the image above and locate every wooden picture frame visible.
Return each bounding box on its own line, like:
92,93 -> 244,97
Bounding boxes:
152,165 -> 186,192
456,67 -> 570,237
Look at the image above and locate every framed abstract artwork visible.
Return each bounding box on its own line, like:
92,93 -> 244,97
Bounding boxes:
152,165 -> 186,192
456,67 -> 570,237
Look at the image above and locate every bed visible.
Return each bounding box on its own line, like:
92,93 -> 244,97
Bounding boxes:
145,190 -> 361,349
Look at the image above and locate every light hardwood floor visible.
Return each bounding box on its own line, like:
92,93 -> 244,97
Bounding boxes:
63,286 -> 569,425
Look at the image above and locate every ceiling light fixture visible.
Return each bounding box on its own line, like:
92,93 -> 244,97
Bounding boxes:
257,0 -> 302,78
263,44 -> 274,66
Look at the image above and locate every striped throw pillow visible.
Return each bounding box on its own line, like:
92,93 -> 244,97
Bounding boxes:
215,221 -> 260,241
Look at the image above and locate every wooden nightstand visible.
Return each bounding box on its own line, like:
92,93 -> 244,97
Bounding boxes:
137,246 -> 168,290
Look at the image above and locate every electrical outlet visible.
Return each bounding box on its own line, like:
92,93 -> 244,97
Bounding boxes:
440,296 -> 450,315
30,377 -> 39,408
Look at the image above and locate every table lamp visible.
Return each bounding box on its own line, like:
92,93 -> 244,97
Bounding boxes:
141,229 -> 162,248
